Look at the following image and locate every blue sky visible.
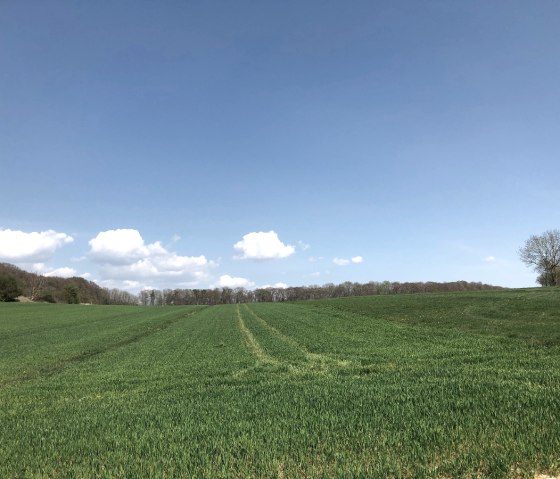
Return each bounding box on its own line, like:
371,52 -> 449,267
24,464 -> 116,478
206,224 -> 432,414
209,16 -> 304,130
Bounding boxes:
1,1 -> 559,291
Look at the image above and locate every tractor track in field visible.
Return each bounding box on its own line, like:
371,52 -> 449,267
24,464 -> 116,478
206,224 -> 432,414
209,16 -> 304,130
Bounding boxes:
0,308 -> 206,388
236,305 -> 279,365
242,304 -> 309,355
237,304 -> 353,374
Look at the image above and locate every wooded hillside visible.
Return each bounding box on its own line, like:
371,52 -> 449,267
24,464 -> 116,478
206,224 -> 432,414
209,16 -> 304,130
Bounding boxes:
0,263 -> 137,304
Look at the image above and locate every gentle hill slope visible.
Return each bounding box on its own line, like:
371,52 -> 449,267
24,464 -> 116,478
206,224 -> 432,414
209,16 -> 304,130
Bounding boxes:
0,263 -> 136,304
1,289 -> 559,478
304,287 -> 560,346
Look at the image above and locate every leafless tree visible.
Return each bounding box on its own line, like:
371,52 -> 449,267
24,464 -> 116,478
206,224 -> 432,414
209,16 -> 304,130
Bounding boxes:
519,229 -> 560,286
27,273 -> 45,301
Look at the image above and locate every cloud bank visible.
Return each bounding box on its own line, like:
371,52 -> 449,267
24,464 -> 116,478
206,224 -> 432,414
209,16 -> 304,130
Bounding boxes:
0,229 -> 73,263
89,229 -> 214,289
234,231 -> 295,260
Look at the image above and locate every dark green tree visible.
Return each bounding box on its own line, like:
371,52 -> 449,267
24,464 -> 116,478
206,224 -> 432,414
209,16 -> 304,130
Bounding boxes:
64,284 -> 79,304
0,276 -> 22,302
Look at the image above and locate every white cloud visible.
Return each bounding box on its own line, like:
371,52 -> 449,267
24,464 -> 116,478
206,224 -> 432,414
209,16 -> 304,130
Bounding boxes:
31,263 -> 47,273
484,256 -> 496,263
0,229 -> 73,263
298,240 -> 310,251
260,282 -> 288,289
44,267 -> 78,278
308,256 -> 324,262
234,231 -> 295,260
333,257 -> 350,266
217,274 -> 255,288
89,229 -> 152,264
334,256 -> 364,266
29,263 -> 78,278
309,271 -> 321,277
88,228 -> 215,290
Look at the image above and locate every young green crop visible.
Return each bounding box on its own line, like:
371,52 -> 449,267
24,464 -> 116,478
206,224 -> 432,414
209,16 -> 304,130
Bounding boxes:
1,290 -> 559,478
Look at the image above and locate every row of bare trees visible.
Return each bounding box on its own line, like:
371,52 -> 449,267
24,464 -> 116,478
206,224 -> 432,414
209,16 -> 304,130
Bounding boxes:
140,280 -> 501,306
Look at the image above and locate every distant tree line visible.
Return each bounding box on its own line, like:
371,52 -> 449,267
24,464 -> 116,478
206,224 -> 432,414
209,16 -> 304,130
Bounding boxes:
0,262 -> 503,306
0,263 -> 137,305
141,280 -> 501,306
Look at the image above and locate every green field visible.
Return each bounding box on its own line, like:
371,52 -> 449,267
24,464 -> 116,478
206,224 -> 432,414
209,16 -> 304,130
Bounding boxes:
1,289 -> 559,478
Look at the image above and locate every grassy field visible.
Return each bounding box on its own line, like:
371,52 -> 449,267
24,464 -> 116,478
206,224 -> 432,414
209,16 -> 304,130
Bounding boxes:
1,289 -> 559,478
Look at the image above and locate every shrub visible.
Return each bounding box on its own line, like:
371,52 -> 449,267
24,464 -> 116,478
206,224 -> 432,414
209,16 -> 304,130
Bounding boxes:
0,276 -> 22,302
38,292 -> 56,303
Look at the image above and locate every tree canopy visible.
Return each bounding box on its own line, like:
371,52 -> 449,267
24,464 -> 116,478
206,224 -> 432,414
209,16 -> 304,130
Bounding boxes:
519,229 -> 560,286
0,275 -> 22,302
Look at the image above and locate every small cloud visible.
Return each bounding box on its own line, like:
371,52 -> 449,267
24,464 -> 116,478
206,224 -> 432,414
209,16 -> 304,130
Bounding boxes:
333,258 -> 350,266
0,229 -> 73,263
260,282 -> 288,289
167,234 -> 181,247
44,267 -> 78,278
334,256 -> 364,266
298,241 -> 310,251
30,263 -> 78,278
234,231 -> 295,260
308,256 -> 324,262
309,272 -> 321,277
80,272 -> 92,279
31,263 -> 47,273
217,274 -> 255,288
484,256 -> 496,263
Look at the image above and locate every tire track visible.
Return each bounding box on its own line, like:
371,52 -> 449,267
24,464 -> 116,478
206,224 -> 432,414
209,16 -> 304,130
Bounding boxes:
243,304 -> 307,355
242,305 -> 352,373
236,305 -> 279,365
